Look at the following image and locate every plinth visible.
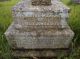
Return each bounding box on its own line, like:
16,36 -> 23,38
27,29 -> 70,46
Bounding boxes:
5,0 -> 74,59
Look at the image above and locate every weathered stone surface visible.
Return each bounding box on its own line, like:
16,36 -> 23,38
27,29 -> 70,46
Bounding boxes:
12,49 -> 70,57
32,0 -> 51,5
5,0 -> 74,58
12,0 -> 70,12
14,16 -> 66,30
5,22 -> 74,49
12,0 -> 70,29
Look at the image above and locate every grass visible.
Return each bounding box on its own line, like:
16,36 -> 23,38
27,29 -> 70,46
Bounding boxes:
61,0 -> 80,59
0,0 -> 19,59
62,0 -> 80,47
0,0 -> 80,59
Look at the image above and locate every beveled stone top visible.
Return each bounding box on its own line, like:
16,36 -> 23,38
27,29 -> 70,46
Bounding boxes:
32,0 -> 51,5
12,0 -> 70,12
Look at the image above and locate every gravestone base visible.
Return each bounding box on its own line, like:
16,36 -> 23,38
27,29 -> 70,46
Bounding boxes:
5,22 -> 74,49
5,22 -> 73,59
12,49 -> 71,59
5,0 -> 74,59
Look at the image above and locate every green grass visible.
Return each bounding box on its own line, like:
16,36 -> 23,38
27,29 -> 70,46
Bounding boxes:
62,0 -> 80,59
0,0 -> 80,59
62,0 -> 80,46
0,0 -> 19,59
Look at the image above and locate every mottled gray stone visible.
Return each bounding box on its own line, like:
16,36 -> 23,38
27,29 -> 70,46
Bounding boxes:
12,0 -> 70,29
5,0 -> 74,58
5,22 -> 74,49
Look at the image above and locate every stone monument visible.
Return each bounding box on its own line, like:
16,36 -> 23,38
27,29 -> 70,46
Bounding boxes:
5,0 -> 74,59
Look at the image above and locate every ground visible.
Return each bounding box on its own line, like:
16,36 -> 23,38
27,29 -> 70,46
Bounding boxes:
0,0 -> 80,59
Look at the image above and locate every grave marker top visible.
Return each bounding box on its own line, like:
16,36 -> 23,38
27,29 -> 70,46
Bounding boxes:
32,0 -> 51,5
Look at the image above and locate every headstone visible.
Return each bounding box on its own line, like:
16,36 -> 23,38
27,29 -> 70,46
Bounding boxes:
5,0 -> 74,59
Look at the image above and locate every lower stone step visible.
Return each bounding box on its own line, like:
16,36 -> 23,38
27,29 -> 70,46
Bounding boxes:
12,49 -> 70,58
5,22 -> 74,49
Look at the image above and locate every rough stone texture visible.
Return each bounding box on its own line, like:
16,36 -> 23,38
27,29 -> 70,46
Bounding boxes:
32,0 -> 51,5
5,22 -> 74,49
12,0 -> 70,29
5,0 -> 74,58
12,49 -> 70,58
